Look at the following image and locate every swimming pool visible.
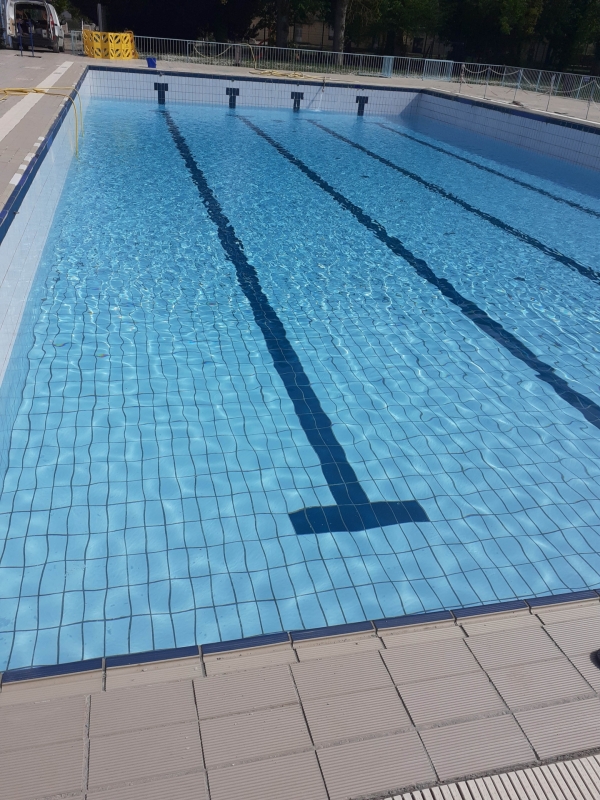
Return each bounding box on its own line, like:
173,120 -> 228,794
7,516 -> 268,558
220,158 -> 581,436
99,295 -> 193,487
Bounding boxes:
1,96 -> 600,670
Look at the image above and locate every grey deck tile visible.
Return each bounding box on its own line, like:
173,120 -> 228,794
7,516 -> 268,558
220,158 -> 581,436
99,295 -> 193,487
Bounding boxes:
487,657 -> 594,710
291,650 -> 392,701
303,686 -> 411,745
200,703 -> 311,768
534,601 -> 600,625
90,680 -> 197,736
460,613 -> 539,638
381,622 -> 463,649
1,739 -> 83,800
204,642 -> 296,675
317,730 -> 435,800
516,697 -> 600,759
88,721 -> 203,791
382,638 -> 481,685
106,656 -> 203,690
0,693 -> 86,752
420,715 -> 535,782
399,670 -> 505,726
87,771 -> 209,800
465,626 -> 563,670
194,663 -> 297,719
543,617 -> 600,657
294,632 -> 382,661
208,750 -> 328,800
0,670 -> 102,705
569,653 -> 600,691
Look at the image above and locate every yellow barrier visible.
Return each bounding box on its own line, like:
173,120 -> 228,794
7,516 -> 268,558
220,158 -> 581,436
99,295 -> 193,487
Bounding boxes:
82,31 -> 138,60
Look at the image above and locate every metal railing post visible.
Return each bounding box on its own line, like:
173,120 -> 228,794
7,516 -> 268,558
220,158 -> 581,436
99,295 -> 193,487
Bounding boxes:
587,79 -> 596,119
483,65 -> 490,97
546,74 -> 555,111
514,68 -> 522,101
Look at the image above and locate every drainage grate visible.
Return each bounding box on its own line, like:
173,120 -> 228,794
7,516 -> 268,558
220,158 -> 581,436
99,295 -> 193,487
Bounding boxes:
392,754 -> 600,800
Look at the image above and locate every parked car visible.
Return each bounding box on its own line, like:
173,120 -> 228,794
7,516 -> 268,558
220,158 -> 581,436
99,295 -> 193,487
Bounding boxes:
2,1 -> 64,51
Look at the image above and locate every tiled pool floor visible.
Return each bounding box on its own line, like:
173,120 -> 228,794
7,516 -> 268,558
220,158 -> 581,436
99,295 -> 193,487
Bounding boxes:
1,98 -> 600,670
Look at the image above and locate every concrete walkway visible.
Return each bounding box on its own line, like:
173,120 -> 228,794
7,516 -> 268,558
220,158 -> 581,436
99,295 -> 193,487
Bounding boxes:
1,598 -> 599,799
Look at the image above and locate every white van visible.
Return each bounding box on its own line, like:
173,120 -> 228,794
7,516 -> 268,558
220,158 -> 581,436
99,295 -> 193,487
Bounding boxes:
2,1 -> 64,51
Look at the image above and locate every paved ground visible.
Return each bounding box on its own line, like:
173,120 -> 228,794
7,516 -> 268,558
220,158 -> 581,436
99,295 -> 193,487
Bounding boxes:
1,599 -> 599,799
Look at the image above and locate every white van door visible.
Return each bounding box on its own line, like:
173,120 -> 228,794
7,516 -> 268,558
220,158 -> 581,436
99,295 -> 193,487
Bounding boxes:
47,3 -> 63,50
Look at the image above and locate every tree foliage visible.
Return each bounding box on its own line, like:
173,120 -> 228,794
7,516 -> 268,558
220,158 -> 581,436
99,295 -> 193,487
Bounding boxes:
80,0 -> 600,70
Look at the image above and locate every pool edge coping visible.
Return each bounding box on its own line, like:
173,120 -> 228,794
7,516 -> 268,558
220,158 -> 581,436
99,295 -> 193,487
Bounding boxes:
2,589 -> 598,685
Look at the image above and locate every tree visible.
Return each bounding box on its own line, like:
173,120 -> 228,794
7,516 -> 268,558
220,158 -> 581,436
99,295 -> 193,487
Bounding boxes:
536,0 -> 600,68
333,0 -> 350,50
440,0 -> 543,63
275,0 -> 289,44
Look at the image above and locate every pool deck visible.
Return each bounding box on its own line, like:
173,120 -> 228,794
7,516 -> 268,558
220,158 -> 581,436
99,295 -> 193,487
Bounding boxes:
1,597 -> 600,799
1,51 -> 600,800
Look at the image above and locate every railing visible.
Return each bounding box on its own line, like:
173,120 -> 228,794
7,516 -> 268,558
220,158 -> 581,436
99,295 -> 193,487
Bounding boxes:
70,30 -> 83,54
127,37 -> 600,120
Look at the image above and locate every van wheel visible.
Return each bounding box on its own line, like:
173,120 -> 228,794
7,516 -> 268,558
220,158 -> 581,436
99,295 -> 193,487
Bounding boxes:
52,40 -> 59,52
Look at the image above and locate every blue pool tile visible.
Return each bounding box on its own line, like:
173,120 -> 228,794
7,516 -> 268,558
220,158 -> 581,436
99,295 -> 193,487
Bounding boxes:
1,101 -> 600,670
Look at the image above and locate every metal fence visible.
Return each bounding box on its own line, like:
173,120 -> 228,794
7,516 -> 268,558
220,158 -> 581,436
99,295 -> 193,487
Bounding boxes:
69,30 -> 83,54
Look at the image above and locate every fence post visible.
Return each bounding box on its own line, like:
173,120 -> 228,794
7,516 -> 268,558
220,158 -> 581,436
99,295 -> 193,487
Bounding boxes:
586,79 -> 596,119
483,65 -> 490,98
459,62 -> 465,93
513,68 -> 522,102
546,74 -> 555,111
381,55 -> 393,78
535,70 -> 542,92
576,74 -> 584,99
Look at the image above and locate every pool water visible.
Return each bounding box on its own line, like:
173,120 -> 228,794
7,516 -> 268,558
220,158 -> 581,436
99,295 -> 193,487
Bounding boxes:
1,99 -> 600,670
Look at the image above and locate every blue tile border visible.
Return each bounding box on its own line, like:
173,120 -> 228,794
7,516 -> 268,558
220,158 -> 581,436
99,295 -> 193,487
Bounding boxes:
1,590 -> 599,684
105,645 -> 199,668
2,657 -> 103,684
0,67 -> 89,249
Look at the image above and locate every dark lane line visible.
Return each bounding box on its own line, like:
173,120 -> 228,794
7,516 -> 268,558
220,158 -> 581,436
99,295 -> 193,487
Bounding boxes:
241,115 -> 600,432
308,121 -> 600,287
377,122 -> 600,221
163,110 -> 428,535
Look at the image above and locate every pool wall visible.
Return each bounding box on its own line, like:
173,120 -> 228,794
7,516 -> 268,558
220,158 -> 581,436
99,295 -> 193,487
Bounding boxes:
86,66 -> 421,117
86,66 -> 600,171
0,74 -> 91,481
416,90 -> 600,171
